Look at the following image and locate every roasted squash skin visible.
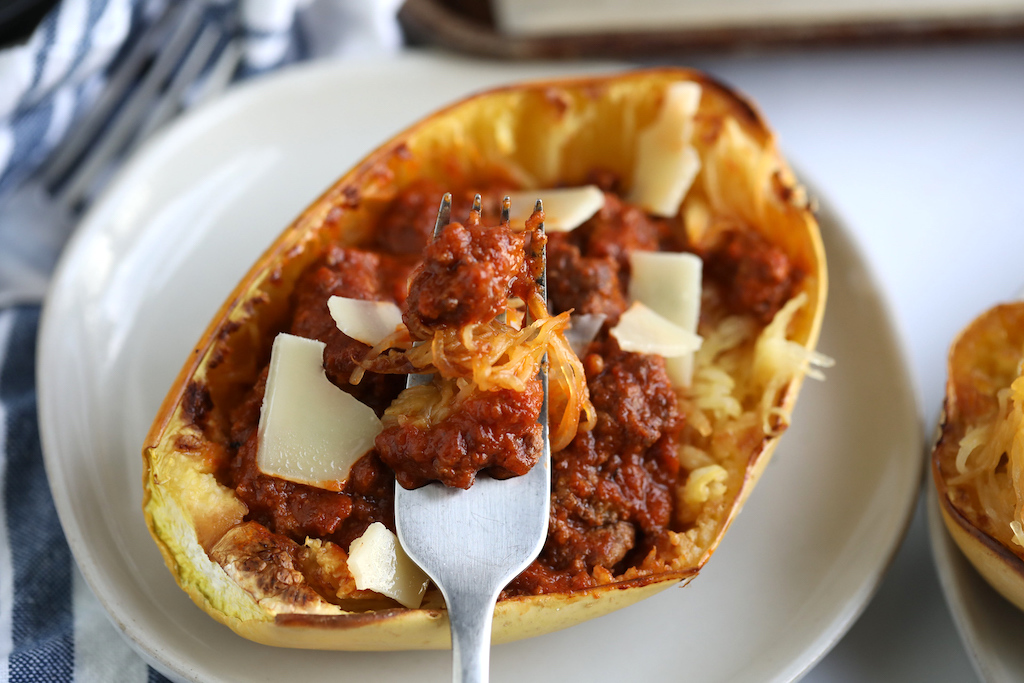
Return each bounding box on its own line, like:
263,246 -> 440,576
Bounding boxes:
933,302 -> 1024,612
142,68 -> 827,649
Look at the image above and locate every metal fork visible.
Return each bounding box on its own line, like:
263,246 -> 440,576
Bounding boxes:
0,0 -> 241,309
395,194 -> 551,683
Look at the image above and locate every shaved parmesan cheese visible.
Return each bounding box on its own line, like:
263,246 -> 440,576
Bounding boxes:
348,522 -> 429,609
328,296 -> 405,346
629,82 -> 702,217
257,333 -> 382,490
505,185 -> 604,232
629,250 -> 702,386
611,302 -> 702,358
566,313 -> 606,357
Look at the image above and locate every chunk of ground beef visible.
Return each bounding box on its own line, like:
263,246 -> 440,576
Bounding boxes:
228,431 -> 395,550
703,230 -> 803,325
376,382 -> 544,489
546,235 -> 627,321
505,337 -> 681,595
403,220 -> 526,339
576,192 -> 667,273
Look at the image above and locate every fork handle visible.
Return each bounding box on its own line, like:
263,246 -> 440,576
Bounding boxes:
446,584 -> 500,683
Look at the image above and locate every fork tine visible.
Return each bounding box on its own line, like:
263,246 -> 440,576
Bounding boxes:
500,196 -> 510,227
55,1 -> 213,210
406,192 -> 453,389
470,193 -> 482,225
535,201 -> 549,438
526,199 -> 546,325
433,193 -> 452,239
533,198 -> 546,293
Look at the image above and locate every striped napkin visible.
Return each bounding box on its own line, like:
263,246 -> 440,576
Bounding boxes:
0,1 -> 400,680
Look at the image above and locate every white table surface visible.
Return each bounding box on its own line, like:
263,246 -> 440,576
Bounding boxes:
675,41 -> 1024,681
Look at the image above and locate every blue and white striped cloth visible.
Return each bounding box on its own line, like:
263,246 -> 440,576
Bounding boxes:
0,1 -> 400,680
0,0 -> 316,196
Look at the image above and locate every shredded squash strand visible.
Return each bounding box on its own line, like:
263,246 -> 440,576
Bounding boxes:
953,362 -> 1024,546
359,301 -> 593,451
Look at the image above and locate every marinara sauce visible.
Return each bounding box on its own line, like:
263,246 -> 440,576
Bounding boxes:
224,178 -> 801,594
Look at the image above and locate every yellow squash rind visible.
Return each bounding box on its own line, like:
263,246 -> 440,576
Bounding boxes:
932,302 -> 1024,612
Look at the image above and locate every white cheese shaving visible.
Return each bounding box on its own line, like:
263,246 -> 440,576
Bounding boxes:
629,81 -> 702,217
610,302 -> 702,357
256,333 -> 382,490
328,296 -> 405,346
628,250 -> 703,387
348,522 -> 429,609
1012,521 -> 1024,548
505,185 -> 605,232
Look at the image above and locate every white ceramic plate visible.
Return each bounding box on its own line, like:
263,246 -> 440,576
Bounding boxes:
38,52 -> 922,683
928,474 -> 1024,682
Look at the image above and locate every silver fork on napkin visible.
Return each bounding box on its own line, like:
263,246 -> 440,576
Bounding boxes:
395,193 -> 551,683
0,0 -> 241,308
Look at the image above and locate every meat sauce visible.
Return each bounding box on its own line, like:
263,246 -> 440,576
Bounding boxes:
402,215 -> 527,339
379,210 -> 546,489
224,179 -> 802,595
378,383 -> 545,490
